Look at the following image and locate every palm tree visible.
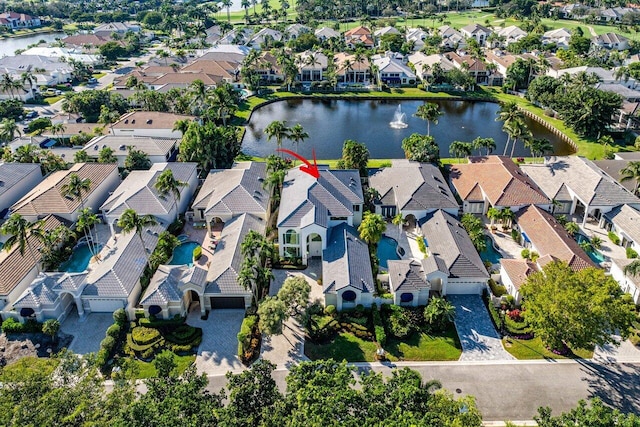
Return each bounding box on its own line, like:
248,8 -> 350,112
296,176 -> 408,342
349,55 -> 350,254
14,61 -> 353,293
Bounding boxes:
392,212 -> 404,234
61,173 -> 91,210
528,138 -> 554,161
241,0 -> 251,22
624,259 -> 640,276
20,71 -> 37,97
48,123 -> 66,143
117,209 -> 158,263
496,102 -> 525,155
77,207 -> 100,259
424,297 -> 456,331
621,161 -> 640,194
13,144 -> 39,164
414,102 -> 442,136
358,212 -> 386,246
0,118 -> 21,143
500,208 -> 515,229
507,118 -> 532,158
1,214 -> 45,273
487,207 -> 501,228
472,137 -> 496,156
264,120 -> 291,154
42,319 -> 61,344
154,169 -> 188,222
565,221 -> 580,237
449,141 -> 472,162
288,123 -> 308,151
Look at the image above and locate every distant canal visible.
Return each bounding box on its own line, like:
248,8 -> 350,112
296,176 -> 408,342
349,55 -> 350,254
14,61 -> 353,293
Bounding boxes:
241,99 -> 574,159
0,32 -> 64,56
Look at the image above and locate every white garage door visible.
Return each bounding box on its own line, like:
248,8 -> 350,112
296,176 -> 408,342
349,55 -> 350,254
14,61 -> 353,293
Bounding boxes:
88,299 -> 124,312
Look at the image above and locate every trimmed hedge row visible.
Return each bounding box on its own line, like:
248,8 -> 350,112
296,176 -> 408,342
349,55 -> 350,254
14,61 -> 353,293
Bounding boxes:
131,326 -> 161,346
371,303 -> 386,346
1,318 -> 42,333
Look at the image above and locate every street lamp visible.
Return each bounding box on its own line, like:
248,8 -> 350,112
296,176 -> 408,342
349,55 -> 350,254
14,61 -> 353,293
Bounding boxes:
499,307 -> 507,336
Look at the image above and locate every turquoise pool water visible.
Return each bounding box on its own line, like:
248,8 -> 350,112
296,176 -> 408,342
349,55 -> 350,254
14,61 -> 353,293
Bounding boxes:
170,241 -> 199,266
480,236 -> 502,264
377,236 -> 400,270
60,244 -> 102,272
576,234 -> 605,264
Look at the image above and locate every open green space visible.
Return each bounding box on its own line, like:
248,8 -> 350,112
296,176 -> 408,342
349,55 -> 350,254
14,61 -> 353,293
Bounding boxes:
132,354 -> 196,379
503,337 -> 594,360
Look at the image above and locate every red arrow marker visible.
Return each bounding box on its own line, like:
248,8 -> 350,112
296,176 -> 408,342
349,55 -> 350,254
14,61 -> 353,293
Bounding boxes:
276,148 -> 320,179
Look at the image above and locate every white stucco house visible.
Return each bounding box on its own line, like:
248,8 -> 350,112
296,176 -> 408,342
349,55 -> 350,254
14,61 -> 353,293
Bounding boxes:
0,163 -> 43,218
83,135 -> 181,167
101,162 -> 198,234
369,160 -> 459,226
601,204 -> 640,251
418,210 -> 489,295
610,258 -> 640,304
322,223 -> 374,310
460,23 -> 492,45
387,259 -> 430,306
277,166 -> 364,265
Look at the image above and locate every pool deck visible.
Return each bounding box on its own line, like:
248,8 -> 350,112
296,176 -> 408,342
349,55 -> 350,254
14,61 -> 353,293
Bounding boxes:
179,222 -> 216,271
384,223 -> 424,262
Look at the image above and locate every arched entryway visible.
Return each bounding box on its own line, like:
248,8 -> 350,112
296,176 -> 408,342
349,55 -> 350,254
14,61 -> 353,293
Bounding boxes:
209,217 -> 224,238
404,214 -> 417,232
307,233 -> 322,259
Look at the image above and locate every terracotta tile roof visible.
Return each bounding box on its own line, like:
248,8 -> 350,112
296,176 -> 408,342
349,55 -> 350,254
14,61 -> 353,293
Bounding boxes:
151,72 -> 221,86
11,163 -> 117,218
0,215 -> 66,296
181,60 -> 238,79
450,156 -> 549,207
516,205 -> 595,271
111,112 -> 195,130
500,258 -> 537,290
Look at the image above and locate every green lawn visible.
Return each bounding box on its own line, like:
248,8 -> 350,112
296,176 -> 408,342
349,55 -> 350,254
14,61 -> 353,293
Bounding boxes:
44,95 -> 63,105
503,337 -> 594,360
132,354 -> 196,379
305,328 -> 462,362
0,357 -> 59,379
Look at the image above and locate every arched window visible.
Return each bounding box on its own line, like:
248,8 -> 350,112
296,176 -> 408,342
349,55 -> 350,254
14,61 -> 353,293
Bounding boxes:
284,229 -> 299,245
342,290 -> 357,302
400,293 -> 414,303
148,305 -> 162,316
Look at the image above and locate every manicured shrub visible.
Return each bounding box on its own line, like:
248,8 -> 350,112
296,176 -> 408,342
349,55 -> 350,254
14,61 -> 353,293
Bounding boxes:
140,347 -> 154,359
417,237 -> 427,255
131,326 -> 161,345
324,305 -> 337,317
488,278 -> 507,297
106,323 -> 121,339
237,315 -> 257,356
375,325 -> 387,346
511,229 -> 521,242
521,249 -> 530,259
100,335 -> 116,353
530,251 -> 539,262
609,231 -> 621,245
386,305 -> 415,339
113,308 -> 127,326
193,245 -> 202,261
1,317 -> 22,333
627,247 -> 638,259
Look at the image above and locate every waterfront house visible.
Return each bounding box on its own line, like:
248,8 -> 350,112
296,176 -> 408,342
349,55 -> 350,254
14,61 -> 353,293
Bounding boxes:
110,112 -> 196,138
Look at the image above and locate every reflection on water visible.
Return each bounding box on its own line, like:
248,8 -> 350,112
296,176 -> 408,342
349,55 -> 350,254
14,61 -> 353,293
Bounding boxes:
241,99 -> 574,159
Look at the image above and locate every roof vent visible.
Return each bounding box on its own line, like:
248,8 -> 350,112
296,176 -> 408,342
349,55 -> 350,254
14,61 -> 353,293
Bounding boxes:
146,119 -> 152,124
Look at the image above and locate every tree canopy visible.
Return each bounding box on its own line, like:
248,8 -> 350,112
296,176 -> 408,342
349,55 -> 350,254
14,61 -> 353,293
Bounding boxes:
337,139 -> 369,178
521,261 -> 636,351
401,133 -> 440,163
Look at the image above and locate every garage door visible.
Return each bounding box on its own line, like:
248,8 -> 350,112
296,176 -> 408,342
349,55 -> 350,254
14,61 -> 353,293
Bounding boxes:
89,299 -> 124,312
210,297 -> 245,309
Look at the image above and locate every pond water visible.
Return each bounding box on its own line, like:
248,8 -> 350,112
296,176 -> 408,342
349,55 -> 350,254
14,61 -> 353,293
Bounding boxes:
242,99 -> 574,159
0,32 -> 65,56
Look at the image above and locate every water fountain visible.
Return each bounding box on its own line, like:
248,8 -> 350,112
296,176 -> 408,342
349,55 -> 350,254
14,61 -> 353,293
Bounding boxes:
389,104 -> 408,129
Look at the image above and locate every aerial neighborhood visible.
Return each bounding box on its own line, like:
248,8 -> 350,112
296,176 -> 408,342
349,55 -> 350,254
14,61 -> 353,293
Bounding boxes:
2,0 -> 640,423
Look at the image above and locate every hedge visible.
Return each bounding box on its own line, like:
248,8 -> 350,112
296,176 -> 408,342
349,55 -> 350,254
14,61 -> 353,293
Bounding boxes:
193,245 -> 202,261
139,316 -> 185,328
371,304 -> 386,346
2,318 -> 42,334
131,326 -> 161,346
237,315 -> 257,356
106,323 -> 121,339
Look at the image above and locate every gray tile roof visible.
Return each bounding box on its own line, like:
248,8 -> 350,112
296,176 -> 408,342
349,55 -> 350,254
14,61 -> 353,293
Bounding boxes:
521,156 -> 640,207
322,223 -> 374,294
388,260 -> 429,292
53,272 -> 89,293
140,264 -> 207,305
82,222 -> 164,298
13,274 -> 62,309
369,160 -> 458,213
192,162 -> 269,217
604,204 -> 640,243
0,163 -> 42,201
101,162 -> 197,218
419,210 -> 489,279
205,213 -> 265,295
593,160 -> 636,193
279,167 -> 363,229
84,135 -> 178,157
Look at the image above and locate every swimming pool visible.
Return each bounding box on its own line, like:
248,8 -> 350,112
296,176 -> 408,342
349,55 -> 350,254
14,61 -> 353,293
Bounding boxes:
59,244 -> 102,272
377,236 -> 400,270
575,234 -> 606,264
169,241 -> 199,266
480,236 -> 502,265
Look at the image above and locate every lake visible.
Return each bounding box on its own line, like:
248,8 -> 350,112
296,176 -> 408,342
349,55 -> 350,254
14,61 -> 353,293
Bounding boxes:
241,99 -> 574,159
0,32 -> 65,56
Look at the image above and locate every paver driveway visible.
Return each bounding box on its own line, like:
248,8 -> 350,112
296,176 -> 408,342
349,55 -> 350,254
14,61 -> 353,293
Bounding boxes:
188,306 -> 245,375
61,312 -> 114,355
448,295 -> 514,361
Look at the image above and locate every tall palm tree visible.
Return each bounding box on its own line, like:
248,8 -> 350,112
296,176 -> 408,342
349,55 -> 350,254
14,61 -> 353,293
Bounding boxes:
414,102 -> 442,136
565,221 -> 580,237
288,123 -> 308,151
487,207 -> 501,228
154,169 -> 188,222
117,209 -> 158,263
392,212 -> 404,234
1,214 -> 45,273
13,144 -> 38,163
48,123 -> 66,143
0,118 -> 20,143
508,119 -> 532,158
20,71 -> 37,97
358,211 -> 386,246
621,161 -> 640,194
472,137 -> 496,156
264,120 -> 291,154
61,173 -> 91,210
449,141 -> 472,162
77,207 -> 100,259
496,101 -> 525,155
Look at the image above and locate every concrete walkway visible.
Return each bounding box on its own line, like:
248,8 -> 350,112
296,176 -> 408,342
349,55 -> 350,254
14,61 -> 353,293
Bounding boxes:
448,295 -> 514,361
594,334 -> 640,363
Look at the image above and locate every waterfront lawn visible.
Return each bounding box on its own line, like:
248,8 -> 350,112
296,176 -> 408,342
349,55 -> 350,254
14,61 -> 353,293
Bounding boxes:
503,337 -> 594,360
